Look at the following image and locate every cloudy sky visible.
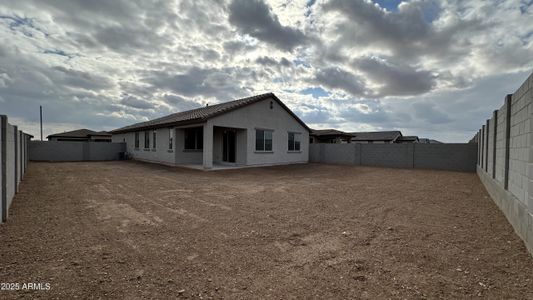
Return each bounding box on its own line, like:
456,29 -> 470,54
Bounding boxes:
0,0 -> 532,142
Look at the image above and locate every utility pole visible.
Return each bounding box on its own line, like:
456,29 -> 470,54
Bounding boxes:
40,105 -> 43,141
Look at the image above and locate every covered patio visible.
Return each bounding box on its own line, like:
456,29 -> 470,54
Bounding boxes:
176,122 -> 247,169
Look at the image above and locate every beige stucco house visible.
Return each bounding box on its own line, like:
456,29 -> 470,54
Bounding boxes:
110,93 -> 310,169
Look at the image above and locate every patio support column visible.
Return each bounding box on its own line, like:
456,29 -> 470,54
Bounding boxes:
203,122 -> 213,169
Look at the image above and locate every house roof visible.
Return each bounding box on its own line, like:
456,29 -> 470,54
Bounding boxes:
47,129 -> 111,138
350,131 -> 402,142
111,93 -> 309,134
397,135 -> 419,142
310,129 -> 351,137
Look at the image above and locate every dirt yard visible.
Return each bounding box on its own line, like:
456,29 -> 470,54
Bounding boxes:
0,162 -> 532,299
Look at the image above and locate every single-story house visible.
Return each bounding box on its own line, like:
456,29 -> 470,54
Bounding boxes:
350,131 -> 402,144
396,135 -> 419,143
47,129 -> 111,142
110,93 -> 310,169
310,129 -> 353,144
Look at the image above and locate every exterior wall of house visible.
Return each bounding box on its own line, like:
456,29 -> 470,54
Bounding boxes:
175,126 -> 203,165
208,97 -> 309,166
112,128 -> 176,165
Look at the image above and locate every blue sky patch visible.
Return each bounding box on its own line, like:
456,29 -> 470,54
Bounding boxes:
373,0 -> 403,12
300,87 -> 330,98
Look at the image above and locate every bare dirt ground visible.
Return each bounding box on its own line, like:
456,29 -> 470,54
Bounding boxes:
0,161 -> 532,299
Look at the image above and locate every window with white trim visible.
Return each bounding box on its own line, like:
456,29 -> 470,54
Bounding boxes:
255,129 -> 273,151
168,129 -> 174,150
144,130 -> 150,148
184,127 -> 203,150
134,132 -> 139,149
152,130 -> 157,149
288,132 -> 301,151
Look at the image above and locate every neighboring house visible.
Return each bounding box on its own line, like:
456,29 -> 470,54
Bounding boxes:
350,131 -> 402,144
419,138 -> 444,144
396,136 -> 419,143
310,129 -> 353,144
110,93 -> 310,169
47,129 -> 112,142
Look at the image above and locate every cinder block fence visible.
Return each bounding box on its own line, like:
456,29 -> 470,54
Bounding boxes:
473,71 -> 533,256
309,143 -> 478,172
0,115 -> 32,223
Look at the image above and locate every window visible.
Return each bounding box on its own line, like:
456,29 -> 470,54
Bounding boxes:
288,132 -> 301,151
184,127 -> 203,150
168,129 -> 174,150
134,132 -> 139,149
256,129 -> 273,151
152,130 -> 157,149
144,130 -> 150,148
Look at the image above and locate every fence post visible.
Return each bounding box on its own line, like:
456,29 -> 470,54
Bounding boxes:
485,120 -> 490,172
504,94 -> 512,190
481,125 -> 485,170
492,110 -> 498,178
1,115 -> 7,223
478,129 -> 482,166
13,126 -> 17,193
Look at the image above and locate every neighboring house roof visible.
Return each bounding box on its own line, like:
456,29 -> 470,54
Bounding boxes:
350,131 -> 402,142
47,129 -> 111,139
397,135 -> 419,142
418,138 -> 443,144
310,129 -> 351,137
111,93 -> 310,133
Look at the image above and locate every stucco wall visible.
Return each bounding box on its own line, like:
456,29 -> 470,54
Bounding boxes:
209,97 -> 309,166
113,128 -> 176,165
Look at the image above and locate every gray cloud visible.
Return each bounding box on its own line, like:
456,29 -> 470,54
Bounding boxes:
120,95 -> 154,110
412,102 -> 451,124
321,0 -> 484,62
228,0 -> 306,51
0,0 -> 531,143
315,67 -> 368,97
353,57 -> 437,96
144,66 -> 244,98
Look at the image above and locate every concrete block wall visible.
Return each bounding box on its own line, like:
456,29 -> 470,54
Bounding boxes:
309,143 -> 477,172
475,71 -> 533,257
0,115 -> 31,223
508,78 -> 531,204
487,115 -> 495,176
495,103 -> 507,187
360,144 -> 414,169
29,141 -> 126,162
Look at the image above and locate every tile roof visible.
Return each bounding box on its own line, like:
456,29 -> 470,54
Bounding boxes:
397,135 -> 419,142
310,129 -> 351,136
111,93 -> 309,133
350,131 -> 402,141
47,129 -> 111,138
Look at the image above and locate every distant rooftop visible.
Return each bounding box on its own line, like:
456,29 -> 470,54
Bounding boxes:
350,131 -> 402,142
310,129 -> 352,137
47,129 -> 111,139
